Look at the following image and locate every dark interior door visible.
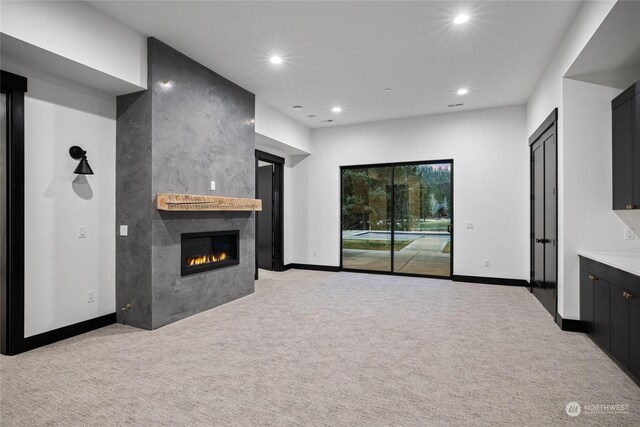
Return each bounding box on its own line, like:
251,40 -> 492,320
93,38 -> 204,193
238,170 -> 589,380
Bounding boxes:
257,165 -> 274,270
532,141 -> 544,285
530,112 -> 557,318
1,71 -> 26,355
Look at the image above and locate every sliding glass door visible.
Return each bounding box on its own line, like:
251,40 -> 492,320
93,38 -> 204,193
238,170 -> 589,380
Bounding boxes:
341,160 -> 452,277
1,93 -> 5,334
341,166 -> 393,271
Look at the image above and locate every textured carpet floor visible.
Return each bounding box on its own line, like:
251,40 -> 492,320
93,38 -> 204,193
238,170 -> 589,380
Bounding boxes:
1,269 -> 639,426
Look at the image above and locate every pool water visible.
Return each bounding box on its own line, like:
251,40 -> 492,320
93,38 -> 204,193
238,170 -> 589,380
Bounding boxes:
345,231 -> 439,241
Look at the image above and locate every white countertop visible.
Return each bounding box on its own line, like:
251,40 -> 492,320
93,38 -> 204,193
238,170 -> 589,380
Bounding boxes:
577,251 -> 640,277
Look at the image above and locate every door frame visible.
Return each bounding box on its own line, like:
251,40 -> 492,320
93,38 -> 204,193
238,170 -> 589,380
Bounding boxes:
528,108 -> 558,320
339,158 -> 454,279
255,150 -> 285,279
1,70 -> 27,355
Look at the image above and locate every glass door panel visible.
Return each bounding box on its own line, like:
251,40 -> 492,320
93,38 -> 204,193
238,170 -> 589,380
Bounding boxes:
1,93 -> 6,322
393,163 -> 452,276
341,166 -> 392,271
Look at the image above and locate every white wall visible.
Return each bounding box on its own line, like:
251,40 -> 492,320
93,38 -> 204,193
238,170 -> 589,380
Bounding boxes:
255,102 -> 312,266
292,105 -> 528,279
3,61 -> 116,337
561,78 -> 640,319
524,0 -> 640,319
526,1 -> 616,136
0,0 -> 147,90
255,100 -> 312,154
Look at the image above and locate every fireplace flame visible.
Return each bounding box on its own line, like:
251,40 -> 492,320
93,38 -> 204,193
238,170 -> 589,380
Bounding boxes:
187,252 -> 228,266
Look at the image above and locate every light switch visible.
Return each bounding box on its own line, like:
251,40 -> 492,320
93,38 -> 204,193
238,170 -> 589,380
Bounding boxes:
210,181 -> 216,191
78,226 -> 87,238
466,222 -> 474,229
120,225 -> 128,236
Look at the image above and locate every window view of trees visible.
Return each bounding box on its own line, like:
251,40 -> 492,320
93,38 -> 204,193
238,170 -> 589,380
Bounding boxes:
342,163 -> 451,233
341,167 -> 391,232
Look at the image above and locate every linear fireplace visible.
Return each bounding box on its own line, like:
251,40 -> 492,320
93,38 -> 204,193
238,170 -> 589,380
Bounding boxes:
181,230 -> 239,276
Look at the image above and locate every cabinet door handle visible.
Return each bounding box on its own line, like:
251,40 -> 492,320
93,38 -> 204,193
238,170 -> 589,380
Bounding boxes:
536,238 -> 550,244
626,204 -> 637,210
588,274 -> 597,281
623,291 -> 636,299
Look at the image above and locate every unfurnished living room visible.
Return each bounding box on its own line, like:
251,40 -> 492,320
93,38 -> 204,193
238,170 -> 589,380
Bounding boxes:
1,0 -> 640,425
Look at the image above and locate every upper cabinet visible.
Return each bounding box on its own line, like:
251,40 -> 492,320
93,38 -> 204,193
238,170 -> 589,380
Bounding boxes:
612,80 -> 640,210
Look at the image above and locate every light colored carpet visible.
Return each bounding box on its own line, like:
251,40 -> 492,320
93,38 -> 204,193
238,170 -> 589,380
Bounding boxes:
1,269 -> 639,426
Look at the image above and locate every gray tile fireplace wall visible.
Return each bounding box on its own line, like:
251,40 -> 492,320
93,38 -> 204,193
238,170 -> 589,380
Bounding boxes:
116,38 -> 256,329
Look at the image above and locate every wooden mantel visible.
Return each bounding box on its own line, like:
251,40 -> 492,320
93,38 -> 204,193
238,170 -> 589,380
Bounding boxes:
156,193 -> 262,212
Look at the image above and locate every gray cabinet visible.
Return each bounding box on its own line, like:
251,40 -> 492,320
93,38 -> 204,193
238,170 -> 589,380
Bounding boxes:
593,276 -> 610,351
612,80 -> 640,210
630,296 -> 640,379
580,256 -> 640,381
610,283 -> 630,366
580,269 -> 594,334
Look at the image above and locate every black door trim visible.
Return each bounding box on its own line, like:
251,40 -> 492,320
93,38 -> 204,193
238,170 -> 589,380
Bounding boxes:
255,150 -> 285,279
256,149 -> 284,165
1,70 -> 27,355
339,158 -> 454,278
529,108 -> 558,321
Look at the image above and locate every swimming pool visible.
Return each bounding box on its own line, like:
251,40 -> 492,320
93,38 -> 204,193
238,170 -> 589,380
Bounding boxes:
344,231 -> 442,241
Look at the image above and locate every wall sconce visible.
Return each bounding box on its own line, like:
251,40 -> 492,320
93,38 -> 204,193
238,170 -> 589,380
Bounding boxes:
69,146 -> 94,175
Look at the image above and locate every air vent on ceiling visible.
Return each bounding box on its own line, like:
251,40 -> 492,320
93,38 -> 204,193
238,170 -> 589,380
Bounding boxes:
447,103 -> 464,108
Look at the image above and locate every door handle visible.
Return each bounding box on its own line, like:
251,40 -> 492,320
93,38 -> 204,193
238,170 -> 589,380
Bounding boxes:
626,204 -> 637,210
623,291 -> 636,299
535,238 -> 550,244
588,274 -> 597,281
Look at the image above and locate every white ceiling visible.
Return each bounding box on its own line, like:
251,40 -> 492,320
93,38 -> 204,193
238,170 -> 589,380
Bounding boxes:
89,1 -> 582,128
566,0 -> 640,89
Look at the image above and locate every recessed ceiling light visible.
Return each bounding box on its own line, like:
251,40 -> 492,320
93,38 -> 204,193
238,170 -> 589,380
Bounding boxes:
308,115 -> 316,119
332,106 -> 342,113
457,88 -> 469,95
322,119 -> 334,123
159,80 -> 173,89
269,56 -> 283,64
453,14 -> 469,25
384,88 -> 392,92
292,105 -> 303,111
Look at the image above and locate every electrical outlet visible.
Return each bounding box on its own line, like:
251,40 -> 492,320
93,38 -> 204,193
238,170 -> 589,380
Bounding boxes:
87,290 -> 96,303
78,226 -> 87,238
313,250 -> 318,257
120,225 -> 128,236
484,259 -> 490,267
624,228 -> 635,240
210,181 -> 216,191
466,222 -> 474,229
